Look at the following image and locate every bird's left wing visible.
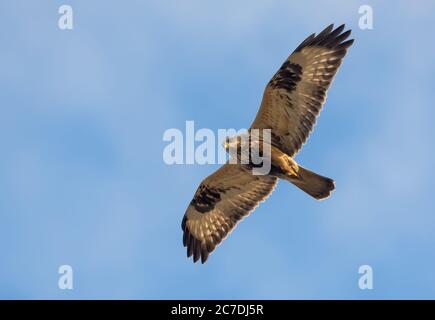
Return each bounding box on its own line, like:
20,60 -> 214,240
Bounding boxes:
182,163 -> 277,263
251,24 -> 354,157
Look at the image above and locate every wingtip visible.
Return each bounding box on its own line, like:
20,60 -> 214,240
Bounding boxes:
325,23 -> 334,31
333,24 -> 346,36
183,230 -> 210,264
294,23 -> 354,53
338,38 -> 355,49
317,24 -> 334,38
201,254 -> 209,264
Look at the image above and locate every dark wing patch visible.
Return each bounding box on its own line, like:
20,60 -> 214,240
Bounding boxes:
189,185 -> 226,213
182,164 -> 277,263
251,24 -> 354,157
268,61 -> 302,92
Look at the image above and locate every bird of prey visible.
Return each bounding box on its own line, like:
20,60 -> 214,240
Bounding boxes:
182,24 -> 354,263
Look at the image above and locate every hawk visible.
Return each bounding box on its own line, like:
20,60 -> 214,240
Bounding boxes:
182,24 -> 354,263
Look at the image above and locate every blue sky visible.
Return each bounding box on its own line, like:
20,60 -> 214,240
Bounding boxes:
1,0 -> 435,299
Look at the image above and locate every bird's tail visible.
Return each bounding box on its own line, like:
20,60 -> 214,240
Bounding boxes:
287,165 -> 335,200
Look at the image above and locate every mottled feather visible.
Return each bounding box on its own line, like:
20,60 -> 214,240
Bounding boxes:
251,24 -> 354,156
182,164 -> 277,263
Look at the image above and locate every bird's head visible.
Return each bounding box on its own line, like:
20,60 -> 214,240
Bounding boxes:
223,133 -> 254,161
223,136 -> 234,151
223,135 -> 244,152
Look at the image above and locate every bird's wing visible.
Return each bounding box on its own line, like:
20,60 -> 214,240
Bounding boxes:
250,24 -> 354,157
182,163 -> 277,263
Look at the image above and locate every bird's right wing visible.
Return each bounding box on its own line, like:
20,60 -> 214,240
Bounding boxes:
182,163 -> 278,263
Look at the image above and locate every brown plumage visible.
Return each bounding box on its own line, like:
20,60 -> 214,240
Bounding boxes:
182,24 -> 354,263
